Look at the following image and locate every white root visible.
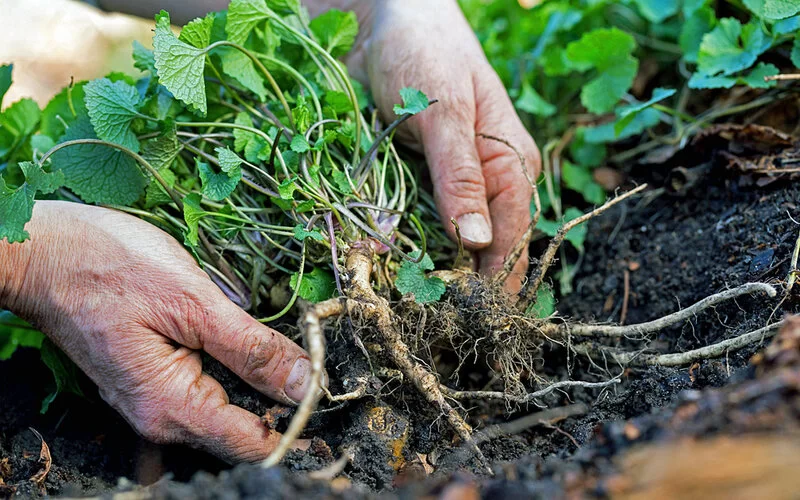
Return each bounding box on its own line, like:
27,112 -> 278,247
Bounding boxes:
261,298 -> 342,468
573,321 -> 784,367
559,282 -> 777,339
440,378 -> 621,405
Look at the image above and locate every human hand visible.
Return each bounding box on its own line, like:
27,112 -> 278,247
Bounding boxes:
341,0 -> 541,292
0,201 -> 315,463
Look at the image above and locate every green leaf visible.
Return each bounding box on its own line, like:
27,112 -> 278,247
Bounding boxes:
153,11 -> 208,115
141,126 -> 181,171
40,82 -> 87,140
216,146 -> 244,173
0,176 -> 36,243
515,81 -> 556,117
182,192 -> 207,247
197,158 -> 241,201
332,167 -> 352,194
325,90 -> 353,114
395,250 -> 446,304
741,62 -> 779,88
220,48 -> 267,101
293,224 -> 325,242
52,117 -> 147,205
227,0 -> 273,45
393,87 -> 430,116
526,283 -> 555,318
632,0 -> 679,23
562,161 -> 606,205
40,339 -> 84,414
744,0 -> 800,20
689,62 -> 779,89
793,35 -> 800,68
773,15 -> 800,35
614,87 -> 676,135
292,95 -> 312,133
0,98 -> 41,138
145,168 -> 176,208
582,108 -> 662,144
268,0 -> 303,16
679,6 -> 716,63
565,28 -> 638,114
536,207 -> 588,252
0,64 -> 12,108
309,9 -> 359,58
290,134 -> 310,153
84,78 -> 142,153
233,112 -> 256,152
290,267 -> 336,303
697,18 -> 767,77
179,13 -> 215,48
132,41 -> 157,75
19,161 -> 65,195
278,177 -> 299,200
0,314 -> 44,361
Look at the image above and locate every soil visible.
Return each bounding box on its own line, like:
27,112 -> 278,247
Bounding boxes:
2,130 -> 800,498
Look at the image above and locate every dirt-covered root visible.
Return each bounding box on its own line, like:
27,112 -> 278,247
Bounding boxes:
341,248 -> 490,472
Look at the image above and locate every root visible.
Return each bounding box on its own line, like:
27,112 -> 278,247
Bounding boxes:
440,377 -> 621,405
343,249 -> 491,472
519,184 -> 648,309
261,298 -> 340,468
573,321 -> 784,367
548,282 -> 777,339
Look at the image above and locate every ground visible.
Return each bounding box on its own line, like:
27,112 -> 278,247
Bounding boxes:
2,133 -> 800,498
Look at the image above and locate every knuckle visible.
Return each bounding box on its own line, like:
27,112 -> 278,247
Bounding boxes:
238,329 -> 282,382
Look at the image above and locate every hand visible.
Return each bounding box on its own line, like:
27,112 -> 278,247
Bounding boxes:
344,0 -> 541,292
0,201 -> 314,463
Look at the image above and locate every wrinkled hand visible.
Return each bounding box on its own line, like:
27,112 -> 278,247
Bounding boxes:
0,201 -> 314,463
346,0 -> 541,291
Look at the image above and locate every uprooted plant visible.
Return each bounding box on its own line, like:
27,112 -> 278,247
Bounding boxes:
0,0 -> 784,473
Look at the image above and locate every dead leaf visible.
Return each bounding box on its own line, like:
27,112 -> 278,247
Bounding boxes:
28,428 -> 51,487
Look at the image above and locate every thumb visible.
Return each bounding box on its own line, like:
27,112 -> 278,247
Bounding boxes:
188,293 -> 319,406
419,113 -> 493,251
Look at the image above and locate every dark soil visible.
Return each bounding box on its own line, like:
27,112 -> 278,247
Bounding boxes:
2,134 -> 800,498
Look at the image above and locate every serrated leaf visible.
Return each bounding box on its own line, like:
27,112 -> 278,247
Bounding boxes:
395,250 -> 446,304
197,158 -> 241,201
290,134 -> 310,153
182,192 -> 207,247
325,90 -> 353,114
741,62 -> 779,88
697,18 -> 767,77
744,0 -> 800,20
145,168 -> 176,208
278,177 -> 299,200
565,28 -> 638,114
393,87 -> 430,116
0,64 -> 13,107
309,9 -> 359,58
332,167 -> 352,194
51,117 -> 147,205
515,81 -> 556,117
216,146 -> 243,173
84,78 -> 142,152
689,62 -> 779,89
233,111 -> 256,152
227,0 -> 273,45
0,176 -> 35,243
132,41 -> 156,75
774,15 -> 800,35
614,87 -> 676,135
153,11 -> 208,115
632,0 -> 679,23
141,126 -> 181,171
293,224 -> 325,242
18,161 -> 65,195
220,47 -> 267,101
290,267 -> 336,303
180,13 -> 215,48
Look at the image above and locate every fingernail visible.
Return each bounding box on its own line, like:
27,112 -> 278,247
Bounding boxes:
284,358 -> 312,404
457,213 -> 492,245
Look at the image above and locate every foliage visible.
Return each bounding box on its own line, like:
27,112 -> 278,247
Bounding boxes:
395,250 -> 447,304
459,0 -> 799,291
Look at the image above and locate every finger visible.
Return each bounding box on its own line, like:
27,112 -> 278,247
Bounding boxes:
417,91 -> 494,251
154,284 -> 319,406
473,69 -> 541,290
